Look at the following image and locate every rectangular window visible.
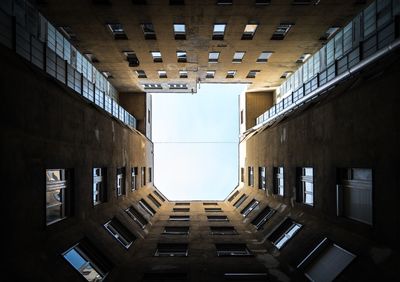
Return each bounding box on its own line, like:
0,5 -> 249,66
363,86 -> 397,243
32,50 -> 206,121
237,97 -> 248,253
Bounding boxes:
248,166 -> 254,186
116,167 -> 125,197
233,194 -> 248,208
139,199 -> 156,216
217,0 -> 233,4
123,51 -> 139,67
241,24 -> 258,40
212,24 -> 226,40
273,167 -> 284,196
296,53 -> 311,63
179,70 -> 188,78
177,51 -> 187,63
258,167 -> 266,189
141,23 -> 156,39
227,190 -> 239,202
271,23 -> 293,40
131,167 -> 138,191
257,51 -> 273,63
168,83 -> 188,89
143,84 -> 162,90
155,243 -> 188,257
205,207 -> 222,212
175,202 -> 190,206
246,70 -> 260,78
150,51 -> 162,62
169,215 -> 190,221
104,218 -> 136,249
226,70 -> 236,78
158,70 -> 167,78
337,168 -> 372,225
141,167 -> 146,186
93,168 -> 106,206
163,226 -> 190,235
46,169 -> 70,225
297,167 -> 314,206
363,2 -> 376,37
153,190 -> 166,202
107,23 -> 127,39
170,0 -> 185,5
173,23 -> 186,39
148,194 -> 161,208
148,167 -> 152,182
241,199 -> 259,217
268,218 -> 302,249
210,226 -> 238,235
240,110 -> 244,124
203,202 -> 218,206
240,167 -> 244,182
206,70 -> 216,78
233,51 -> 245,63
126,206 -> 148,229
251,206 -> 276,230
297,238 -> 356,281
207,215 -> 229,221
63,240 -> 110,281
215,244 -> 252,257
256,0 -> 271,4
173,207 -> 190,212
208,51 -> 220,63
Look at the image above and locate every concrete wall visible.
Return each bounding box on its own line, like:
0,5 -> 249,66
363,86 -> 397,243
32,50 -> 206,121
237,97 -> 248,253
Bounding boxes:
245,90 -> 274,130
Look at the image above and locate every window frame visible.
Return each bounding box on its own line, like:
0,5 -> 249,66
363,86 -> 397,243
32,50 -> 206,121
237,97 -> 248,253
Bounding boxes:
212,23 -> 226,40
93,167 -> 106,206
46,168 -> 70,225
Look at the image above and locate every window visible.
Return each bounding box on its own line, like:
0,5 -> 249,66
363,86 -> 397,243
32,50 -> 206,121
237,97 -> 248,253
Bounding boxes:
241,199 -> 259,217
212,24 -> 226,40
173,207 -> 190,212
248,166 -> 254,186
107,23 -> 127,39
226,70 -> 236,78
203,202 -> 218,206
116,167 -> 125,197
179,70 -> 188,78
150,51 -> 162,62
208,51 -> 220,63
177,51 -> 187,62
168,83 -> 188,89
241,24 -> 258,40
163,226 -> 190,235
215,244 -> 252,256
240,110 -> 244,124
141,167 -> 146,186
175,202 -> 190,206
292,0 -> 314,4
173,23 -> 186,39
153,190 -> 165,202
271,23 -> 293,40
205,207 -> 222,212
170,0 -> 185,5
104,218 -> 136,249
132,0 -> 147,4
46,169 -> 70,225
297,167 -> 314,206
233,194 -> 248,208
296,53 -> 311,63
141,23 -> 156,39
155,243 -> 188,257
251,206 -> 276,230
123,51 -> 139,67
148,167 -> 152,182
206,70 -> 215,78
258,167 -> 266,190
246,70 -> 260,78
131,167 -> 138,191
143,84 -> 162,90
217,0 -> 232,5
139,199 -> 156,216
273,167 -> 284,196
227,190 -> 239,202
280,71 -> 293,79
297,238 -> 356,281
210,226 -> 238,235
268,218 -> 302,249
148,194 -> 161,208
93,168 -> 106,206
257,51 -> 272,63
233,51 -> 245,63
63,240 -> 110,281
169,215 -> 190,221
337,168 -> 372,225
207,215 -> 229,221
320,26 -> 340,40
240,167 -> 244,182
148,109 -> 151,124
158,70 -> 167,78
126,206 -> 148,229
256,0 -> 271,4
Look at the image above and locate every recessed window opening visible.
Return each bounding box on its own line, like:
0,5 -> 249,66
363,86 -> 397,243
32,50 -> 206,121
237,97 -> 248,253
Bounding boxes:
173,23 -> 186,39
212,24 -> 226,40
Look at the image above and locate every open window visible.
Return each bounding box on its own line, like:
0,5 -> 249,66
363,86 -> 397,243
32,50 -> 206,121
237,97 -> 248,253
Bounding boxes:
46,169 -> 71,225
104,218 -> 136,249
268,218 -> 302,249
155,243 -> 188,257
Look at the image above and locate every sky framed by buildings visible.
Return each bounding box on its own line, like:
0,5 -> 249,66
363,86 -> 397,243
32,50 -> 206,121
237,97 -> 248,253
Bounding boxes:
151,83 -> 247,200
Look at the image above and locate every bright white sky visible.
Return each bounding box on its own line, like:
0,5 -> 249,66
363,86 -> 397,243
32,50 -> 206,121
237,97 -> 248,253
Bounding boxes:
151,83 -> 248,200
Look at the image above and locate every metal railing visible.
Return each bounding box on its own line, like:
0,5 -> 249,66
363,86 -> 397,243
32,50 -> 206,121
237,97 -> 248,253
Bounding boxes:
0,0 -> 137,129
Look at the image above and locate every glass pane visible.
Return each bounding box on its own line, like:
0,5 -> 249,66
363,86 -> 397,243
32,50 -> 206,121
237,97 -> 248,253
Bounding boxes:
47,189 -> 62,206
213,24 -> 226,33
304,167 -> 313,176
81,262 -> 103,281
46,204 -> 62,223
244,24 -> 257,33
64,248 -> 87,270
174,24 -> 185,33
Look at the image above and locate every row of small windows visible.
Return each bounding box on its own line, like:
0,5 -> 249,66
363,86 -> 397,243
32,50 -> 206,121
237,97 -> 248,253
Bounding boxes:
238,166 -> 373,225
107,22 -> 293,41
160,226 -> 238,235
137,69 -> 261,80
45,167 -> 155,226
130,0 -> 275,6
